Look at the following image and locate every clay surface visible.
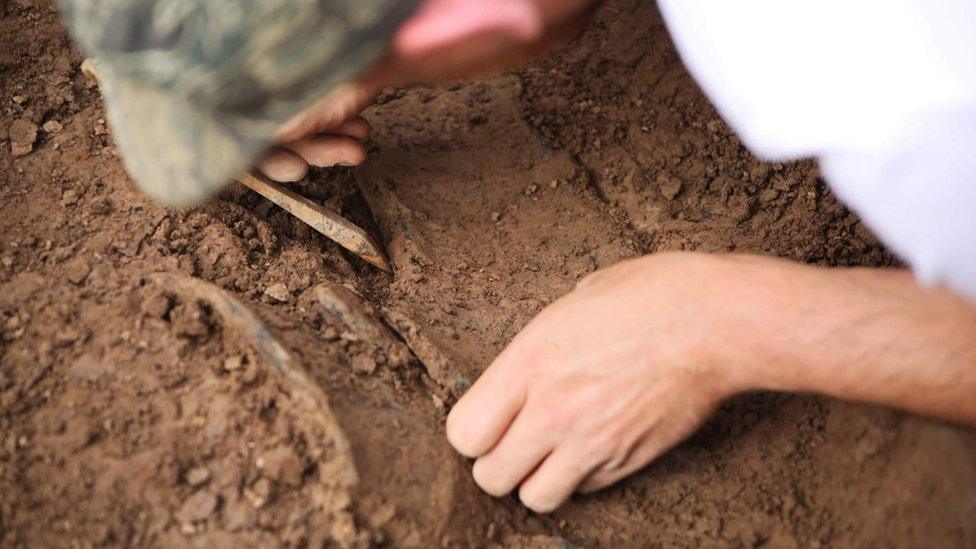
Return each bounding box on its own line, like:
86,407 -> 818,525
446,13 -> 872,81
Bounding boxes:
1,0 -> 974,546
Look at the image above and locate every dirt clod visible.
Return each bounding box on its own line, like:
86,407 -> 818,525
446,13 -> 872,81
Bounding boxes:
42,119 -> 63,133
140,291 -> 172,318
222,355 -> 243,371
178,491 -> 219,523
244,479 -> 273,509
69,354 -> 114,381
658,173 -> 682,201
64,256 -> 91,285
261,446 -> 304,488
185,467 -> 211,487
351,354 -> 378,375
264,282 -> 291,303
9,118 -> 37,156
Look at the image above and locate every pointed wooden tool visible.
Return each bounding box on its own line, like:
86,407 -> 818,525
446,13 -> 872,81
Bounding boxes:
237,172 -> 392,272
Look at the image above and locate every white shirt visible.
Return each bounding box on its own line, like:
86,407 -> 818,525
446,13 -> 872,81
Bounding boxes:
657,0 -> 976,298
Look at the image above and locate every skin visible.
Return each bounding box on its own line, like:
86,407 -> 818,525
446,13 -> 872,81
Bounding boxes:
258,0 -> 976,512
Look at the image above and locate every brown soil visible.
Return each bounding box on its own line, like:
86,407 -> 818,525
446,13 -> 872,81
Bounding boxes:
2,0 -> 975,547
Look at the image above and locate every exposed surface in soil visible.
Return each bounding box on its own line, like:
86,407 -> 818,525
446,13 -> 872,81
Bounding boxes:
2,0 -> 975,546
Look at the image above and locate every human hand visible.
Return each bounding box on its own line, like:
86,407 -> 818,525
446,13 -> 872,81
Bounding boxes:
445,252 -> 782,513
258,0 -> 601,183
256,82 -> 379,183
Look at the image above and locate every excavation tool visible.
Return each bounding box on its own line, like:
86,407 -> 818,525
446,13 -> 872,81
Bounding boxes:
82,59 -> 391,272
237,173 -> 391,272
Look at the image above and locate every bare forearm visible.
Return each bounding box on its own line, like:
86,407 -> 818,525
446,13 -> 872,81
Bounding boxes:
741,264 -> 976,425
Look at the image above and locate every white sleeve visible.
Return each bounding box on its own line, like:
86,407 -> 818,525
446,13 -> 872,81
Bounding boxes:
656,0 -> 976,298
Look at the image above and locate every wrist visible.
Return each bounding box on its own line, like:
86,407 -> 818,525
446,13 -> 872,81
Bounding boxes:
724,263 -> 921,398
702,256 -> 844,396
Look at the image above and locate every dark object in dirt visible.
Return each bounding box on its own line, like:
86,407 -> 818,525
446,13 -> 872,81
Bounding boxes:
314,281 -> 411,369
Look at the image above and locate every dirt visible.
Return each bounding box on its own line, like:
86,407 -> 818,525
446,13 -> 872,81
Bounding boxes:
1,0 -> 975,547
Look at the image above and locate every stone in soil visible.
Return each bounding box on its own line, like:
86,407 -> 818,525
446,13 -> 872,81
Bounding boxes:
185,467 -> 211,487
178,490 -> 219,523
264,282 -> 291,303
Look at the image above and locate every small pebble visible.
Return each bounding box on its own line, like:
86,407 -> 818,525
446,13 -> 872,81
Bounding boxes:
61,188 -> 81,206
178,490 -> 218,522
222,356 -> 243,371
351,354 -> 377,375
64,256 -> 91,285
264,283 -> 291,303
185,467 -> 211,487
244,478 -> 273,509
140,292 -> 172,318
42,120 -> 63,133
262,447 -> 303,487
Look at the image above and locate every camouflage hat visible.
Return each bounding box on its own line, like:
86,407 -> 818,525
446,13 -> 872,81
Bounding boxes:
58,0 -> 421,207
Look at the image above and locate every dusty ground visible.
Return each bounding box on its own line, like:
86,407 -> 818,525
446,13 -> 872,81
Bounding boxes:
2,0 -> 975,546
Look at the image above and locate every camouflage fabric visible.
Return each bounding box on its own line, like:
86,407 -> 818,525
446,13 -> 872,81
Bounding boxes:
58,0 -> 421,207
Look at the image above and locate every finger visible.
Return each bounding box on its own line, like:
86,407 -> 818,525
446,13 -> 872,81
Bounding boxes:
446,345 -> 531,458
471,406 -> 556,497
518,444 -> 599,513
331,116 -> 372,140
257,147 -> 309,182
282,135 -> 367,168
275,82 -> 377,142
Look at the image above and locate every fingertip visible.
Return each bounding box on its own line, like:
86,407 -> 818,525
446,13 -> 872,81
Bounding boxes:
445,359 -> 528,458
471,458 -> 513,497
345,142 -> 368,166
518,477 -> 561,513
518,490 -> 560,514
517,446 -> 593,514
446,394 -> 500,458
257,148 -> 309,182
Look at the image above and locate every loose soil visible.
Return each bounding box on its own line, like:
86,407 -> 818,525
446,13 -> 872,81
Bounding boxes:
2,0 -> 975,547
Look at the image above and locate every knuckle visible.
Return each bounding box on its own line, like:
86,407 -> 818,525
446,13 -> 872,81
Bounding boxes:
538,394 -> 576,434
581,424 -> 625,466
536,382 -> 598,436
582,434 -> 614,464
